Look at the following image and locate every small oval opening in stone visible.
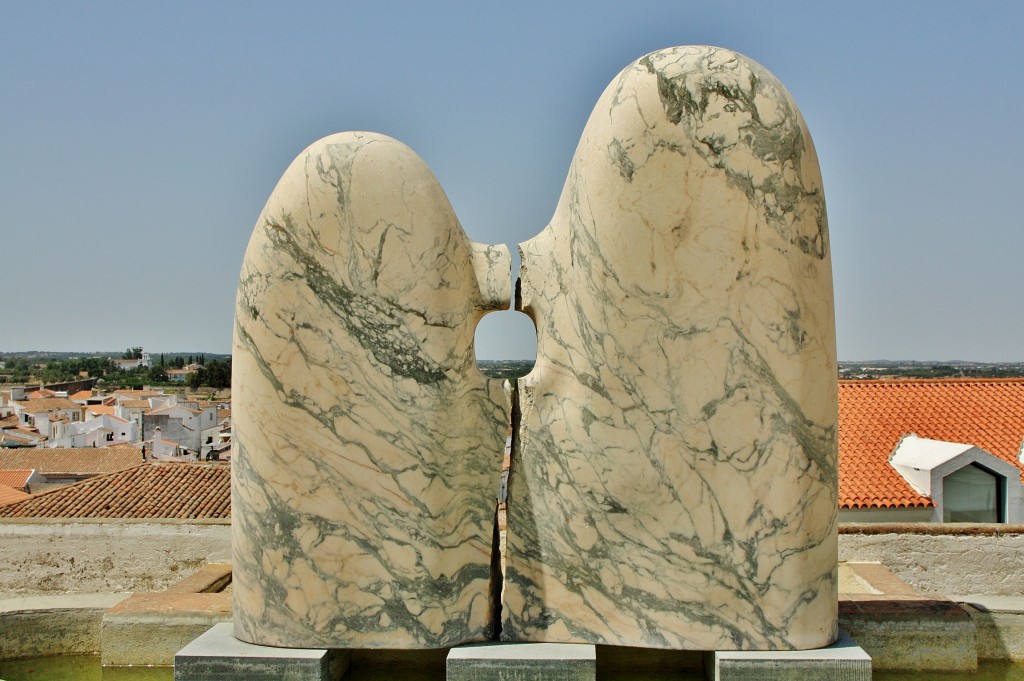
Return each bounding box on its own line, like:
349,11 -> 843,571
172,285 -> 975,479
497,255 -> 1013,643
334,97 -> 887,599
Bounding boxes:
474,310 -> 536,379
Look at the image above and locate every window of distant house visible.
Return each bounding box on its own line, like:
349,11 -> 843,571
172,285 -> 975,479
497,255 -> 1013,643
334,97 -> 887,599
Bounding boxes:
106,432 -> 114,441
943,463 -> 1006,523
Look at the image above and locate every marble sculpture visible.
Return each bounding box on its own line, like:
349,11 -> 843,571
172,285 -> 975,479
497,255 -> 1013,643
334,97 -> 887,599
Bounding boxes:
504,46 -> 838,650
232,132 -> 512,648
232,45 -> 837,652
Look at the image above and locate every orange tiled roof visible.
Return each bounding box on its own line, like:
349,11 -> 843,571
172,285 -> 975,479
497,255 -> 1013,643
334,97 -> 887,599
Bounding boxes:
15,398 -> 82,413
69,390 -> 93,401
114,390 -> 161,398
86,405 -> 117,417
0,463 -> 230,519
0,469 -> 33,489
839,379 -> 1024,509
27,389 -> 57,399
0,446 -> 143,476
0,484 -> 31,507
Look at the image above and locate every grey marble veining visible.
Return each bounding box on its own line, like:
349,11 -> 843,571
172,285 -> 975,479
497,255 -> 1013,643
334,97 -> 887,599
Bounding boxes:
231,132 -> 510,648
503,46 -> 838,650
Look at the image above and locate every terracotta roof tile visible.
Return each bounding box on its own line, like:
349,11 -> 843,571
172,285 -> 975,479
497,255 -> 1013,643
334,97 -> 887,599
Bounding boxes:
0,463 -> 230,519
15,398 -> 82,412
86,405 -> 117,417
839,379 -> 1024,509
0,446 -> 143,476
0,469 -> 33,489
114,390 -> 161,398
27,389 -> 57,399
0,484 -> 31,507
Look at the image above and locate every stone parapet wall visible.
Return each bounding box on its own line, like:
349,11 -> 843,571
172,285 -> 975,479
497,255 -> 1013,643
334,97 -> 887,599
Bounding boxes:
2,520 -> 1021,599
0,519 -> 230,598
839,523 -> 1024,596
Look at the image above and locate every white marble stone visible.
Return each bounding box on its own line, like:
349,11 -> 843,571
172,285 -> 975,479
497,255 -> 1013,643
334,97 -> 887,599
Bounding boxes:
231,131 -> 510,648
503,46 -> 838,650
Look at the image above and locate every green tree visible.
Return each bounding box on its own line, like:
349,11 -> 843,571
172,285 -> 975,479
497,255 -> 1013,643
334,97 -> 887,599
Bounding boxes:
187,359 -> 231,390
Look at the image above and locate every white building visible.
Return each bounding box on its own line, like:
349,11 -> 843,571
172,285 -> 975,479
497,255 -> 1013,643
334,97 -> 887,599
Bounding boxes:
45,413 -> 138,449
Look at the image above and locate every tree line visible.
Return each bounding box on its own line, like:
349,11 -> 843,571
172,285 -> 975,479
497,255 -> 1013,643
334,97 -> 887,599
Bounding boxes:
0,352 -> 230,390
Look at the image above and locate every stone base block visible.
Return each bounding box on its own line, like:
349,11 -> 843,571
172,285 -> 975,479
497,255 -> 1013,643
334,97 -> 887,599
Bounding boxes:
447,642 -> 596,681
174,623 -> 349,681
706,631 -> 871,681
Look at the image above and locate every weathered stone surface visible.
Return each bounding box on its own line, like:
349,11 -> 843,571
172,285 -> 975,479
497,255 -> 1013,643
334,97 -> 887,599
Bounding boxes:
839,596 -> 975,671
232,132 -> 511,648
0,593 -> 129,659
839,526 -> 1024,596
174,622 -> 348,681
959,596 -> 1024,662
447,643 -> 596,681
102,591 -> 231,666
504,45 -> 838,650
708,631 -> 871,680
0,520 -> 229,599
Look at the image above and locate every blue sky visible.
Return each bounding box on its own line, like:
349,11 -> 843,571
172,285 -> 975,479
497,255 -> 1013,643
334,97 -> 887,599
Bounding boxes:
1,2 -> 1021,360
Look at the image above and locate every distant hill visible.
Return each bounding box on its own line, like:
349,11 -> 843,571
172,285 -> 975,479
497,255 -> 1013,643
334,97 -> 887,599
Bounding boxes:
839,360 -> 1024,379
477,360 -> 534,379
0,351 -> 230,361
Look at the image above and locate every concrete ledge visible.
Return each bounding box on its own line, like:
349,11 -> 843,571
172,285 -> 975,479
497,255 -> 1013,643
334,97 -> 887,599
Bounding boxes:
447,642 -> 596,681
840,522 -> 1024,536
707,631 -> 871,681
164,562 -> 231,594
0,592 -> 129,659
954,596 -> 1024,662
841,562 -> 919,596
174,622 -> 349,681
102,591 -> 231,666
840,595 -> 975,671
